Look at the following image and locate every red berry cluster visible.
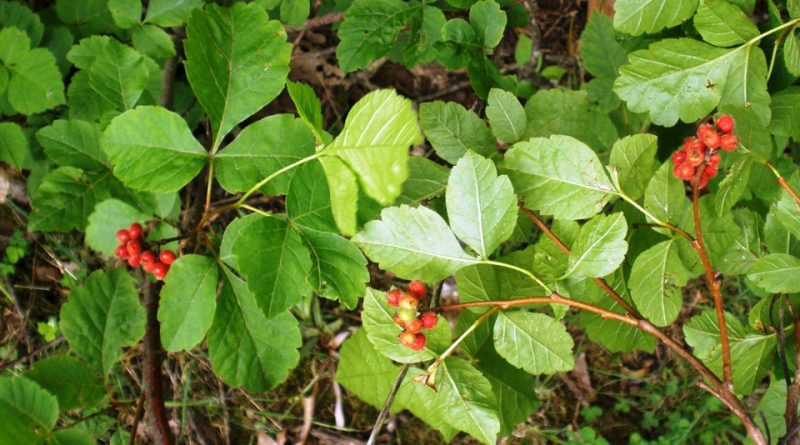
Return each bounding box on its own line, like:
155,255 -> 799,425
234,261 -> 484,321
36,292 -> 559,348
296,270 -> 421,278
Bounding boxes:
671,114 -> 738,189
114,223 -> 177,280
387,280 -> 438,351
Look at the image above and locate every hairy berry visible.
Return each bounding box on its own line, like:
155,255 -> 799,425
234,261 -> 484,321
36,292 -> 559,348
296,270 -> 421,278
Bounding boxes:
152,263 -> 168,280
398,330 -> 417,348
672,150 -> 686,164
708,152 -> 721,166
716,114 -> 734,133
685,148 -> 704,166
420,312 -> 437,329
115,245 -> 128,259
128,223 -> 143,240
116,229 -> 130,244
159,250 -> 176,265
719,133 -> 738,152
140,251 -> 155,264
411,333 -> 426,351
674,162 -> 695,180
704,164 -> 718,178
127,254 -> 140,268
126,240 -> 141,256
398,293 -> 419,311
697,123 -> 714,140
387,288 -> 403,307
405,318 -> 423,334
700,129 -> 721,149
408,280 -> 426,298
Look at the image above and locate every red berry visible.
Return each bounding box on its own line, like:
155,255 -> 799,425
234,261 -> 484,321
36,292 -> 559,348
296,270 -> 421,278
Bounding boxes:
688,138 -> 706,152
716,114 -> 734,133
387,288 -> 403,307
700,129 -> 721,149
697,123 -> 714,140
704,164 -> 718,178
115,245 -> 128,259
405,318 -> 423,334
397,308 -> 417,324
420,312 -> 438,329
159,250 -> 176,265
674,162 -> 695,180
116,229 -> 130,244
127,254 -> 140,268
126,240 -> 141,256
672,150 -> 686,164
128,223 -> 143,240
140,251 -> 156,264
393,314 -> 406,328
152,263 -> 168,280
408,280 -> 426,298
708,152 -> 721,166
719,133 -> 738,152
142,261 -> 156,273
411,333 -> 426,351
685,148 -> 704,166
398,293 -> 419,311
398,330 -> 417,348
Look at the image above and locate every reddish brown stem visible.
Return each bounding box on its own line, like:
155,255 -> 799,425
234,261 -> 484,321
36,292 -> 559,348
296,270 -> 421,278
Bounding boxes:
520,207 -> 641,317
143,281 -> 172,445
779,176 -> 800,208
691,176 -> 733,388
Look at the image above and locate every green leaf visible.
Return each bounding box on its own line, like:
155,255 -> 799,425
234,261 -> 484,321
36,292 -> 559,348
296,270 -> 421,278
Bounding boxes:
336,0 -> 416,72
3,46 -> 65,115
581,13 -> 627,81
0,121 -> 31,169
397,156 -> 450,205
785,30 -> 800,77
144,0 -> 204,26
353,205 -> 478,281
87,39 -> 150,111
774,173 -> 800,240
231,215 -> 312,318
102,106 -> 207,192
565,213 -> 628,279
457,247 -> 547,310
436,18 -> 478,69
402,5 -> 446,66
493,311 -> 575,375
522,89 -> 596,145
36,120 -> 108,173
755,379 -> 788,442
55,0 -> 113,34
644,162 -> 691,230
419,101 -> 496,164
771,87 -> 800,140
0,2 -> 44,47
108,0 -> 141,28
158,255 -> 219,352
714,157 -> 751,215
215,114 -> 315,195
608,134 -> 658,200
60,269 -> 146,375
25,356 -> 104,412
503,135 -> 615,220
336,329 -> 403,409
446,152 -> 517,259
469,0 -> 506,50
66,36 -> 110,69
132,25 -> 176,59
319,156 -> 359,236
613,0 -> 698,36
719,45 -> 770,126
297,227 -> 368,309
286,81 -> 326,143
0,377 -> 58,444
279,0 -> 309,25
48,427 -> 95,445
693,0 -> 759,47
747,254 -> 800,293
207,268 -> 301,391
719,208 -> 762,275
361,288 -> 450,363
85,200 -> 150,256
486,88 -> 526,143
324,89 -> 422,205
286,160 -> 337,232
629,240 -> 690,327
184,3 -> 291,148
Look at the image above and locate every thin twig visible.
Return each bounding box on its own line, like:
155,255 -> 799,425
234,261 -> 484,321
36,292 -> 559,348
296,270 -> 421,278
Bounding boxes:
367,365 -> 410,445
129,392 -> 147,445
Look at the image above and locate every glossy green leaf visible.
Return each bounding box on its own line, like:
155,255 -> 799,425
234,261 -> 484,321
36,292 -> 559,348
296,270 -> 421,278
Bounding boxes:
747,254 -> 800,293
469,0 -> 506,50
25,356 -> 104,412
336,0 -> 416,72
36,120 -> 108,173
446,151 -> 517,259
419,100 -> 496,164
158,255 -> 219,352
565,212 -> 628,279
60,269 -> 146,375
402,5 -> 445,66
207,268 -> 301,391
581,13 -> 627,82
503,135 -> 615,220
298,227 -> 368,309
102,106 -> 207,192
184,3 -> 291,148
353,205 -> 478,281
457,247 -> 546,309
613,0 -> 698,35
0,121 -> 31,169
144,0 -> 203,26
324,89 -> 422,205
486,88 -> 526,143
0,377 -> 58,444
522,89 -> 596,145
630,240 -> 690,327
494,311 -> 574,374
215,114 -> 315,195
608,134 -> 658,200
693,0 -> 759,47
231,215 -> 312,318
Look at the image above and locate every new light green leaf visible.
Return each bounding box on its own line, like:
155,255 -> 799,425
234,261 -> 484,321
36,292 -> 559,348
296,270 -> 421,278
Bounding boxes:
102,106 -> 208,192
494,312 -> 574,375
36,120 -> 108,173
0,377 -> 58,444
60,269 -> 146,375
629,240 -> 689,327
614,0 -> 698,35
335,0 -> 416,72
446,151 -> 517,259
324,89 -> 423,205
0,121 -> 31,169
614,38 -> 739,127
353,205 -> 478,281
747,254 -> 800,293
419,100 -> 496,164
486,88 -> 526,143
503,135 -> 615,220
145,0 -> 203,26
564,212 -> 628,279
215,114 -> 315,195
298,227 -> 368,309
184,3 -> 291,148
158,255 -> 219,352
693,0 -> 759,47
207,268 -> 301,391
25,356 -> 104,412
230,215 -> 312,318
469,0 -> 506,50
336,329 -> 403,409
361,288 -> 451,363
608,134 -> 658,200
